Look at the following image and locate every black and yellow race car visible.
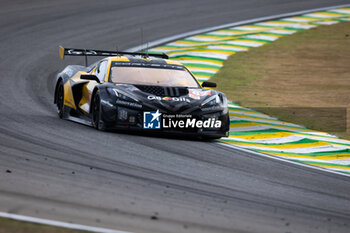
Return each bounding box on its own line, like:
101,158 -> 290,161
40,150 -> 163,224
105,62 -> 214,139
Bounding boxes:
54,46 -> 229,139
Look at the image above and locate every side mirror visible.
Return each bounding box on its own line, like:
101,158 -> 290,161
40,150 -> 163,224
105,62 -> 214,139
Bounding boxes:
81,74 -> 100,83
201,81 -> 217,88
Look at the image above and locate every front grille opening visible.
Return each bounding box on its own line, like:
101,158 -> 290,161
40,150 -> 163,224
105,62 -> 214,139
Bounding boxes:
135,85 -> 188,97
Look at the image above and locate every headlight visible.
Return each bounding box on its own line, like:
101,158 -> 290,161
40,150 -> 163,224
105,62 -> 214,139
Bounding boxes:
222,95 -> 228,114
119,93 -> 138,102
201,95 -> 221,107
107,88 -> 119,96
108,88 -> 138,102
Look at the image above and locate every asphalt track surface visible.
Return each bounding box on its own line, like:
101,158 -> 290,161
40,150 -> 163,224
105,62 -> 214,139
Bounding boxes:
1,1 -> 350,233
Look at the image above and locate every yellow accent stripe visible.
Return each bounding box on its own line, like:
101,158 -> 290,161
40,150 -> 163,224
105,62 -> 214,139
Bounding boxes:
63,81 -> 76,110
78,83 -> 89,114
110,56 -> 130,62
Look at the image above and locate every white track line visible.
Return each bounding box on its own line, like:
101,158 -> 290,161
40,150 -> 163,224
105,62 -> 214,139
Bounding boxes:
0,212 -> 131,233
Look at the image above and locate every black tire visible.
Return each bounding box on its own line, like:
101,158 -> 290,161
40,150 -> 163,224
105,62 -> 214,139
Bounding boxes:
56,80 -> 65,119
91,91 -> 105,130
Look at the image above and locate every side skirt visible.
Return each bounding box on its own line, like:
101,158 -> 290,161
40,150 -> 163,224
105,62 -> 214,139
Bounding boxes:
66,116 -> 93,127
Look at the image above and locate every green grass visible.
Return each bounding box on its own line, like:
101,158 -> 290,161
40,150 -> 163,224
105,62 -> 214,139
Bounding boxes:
210,21 -> 350,138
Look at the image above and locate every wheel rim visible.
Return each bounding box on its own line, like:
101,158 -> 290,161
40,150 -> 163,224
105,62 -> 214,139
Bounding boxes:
56,83 -> 64,117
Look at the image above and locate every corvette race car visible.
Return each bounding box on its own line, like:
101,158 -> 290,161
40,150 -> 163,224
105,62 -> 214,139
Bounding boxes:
54,46 -> 230,139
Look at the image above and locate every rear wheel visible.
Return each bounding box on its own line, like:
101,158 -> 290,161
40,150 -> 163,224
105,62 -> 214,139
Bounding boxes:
56,80 -> 64,118
92,91 -> 105,130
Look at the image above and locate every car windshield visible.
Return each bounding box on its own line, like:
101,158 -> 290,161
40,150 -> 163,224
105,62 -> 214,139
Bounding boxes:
110,66 -> 200,87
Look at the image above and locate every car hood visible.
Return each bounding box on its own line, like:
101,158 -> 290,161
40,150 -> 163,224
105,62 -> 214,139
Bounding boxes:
113,84 -> 219,113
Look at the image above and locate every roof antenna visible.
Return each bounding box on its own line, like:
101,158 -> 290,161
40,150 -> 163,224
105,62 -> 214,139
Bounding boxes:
116,44 -> 120,57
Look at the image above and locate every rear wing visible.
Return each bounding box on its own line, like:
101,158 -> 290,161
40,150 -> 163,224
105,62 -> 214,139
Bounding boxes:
58,46 -> 168,66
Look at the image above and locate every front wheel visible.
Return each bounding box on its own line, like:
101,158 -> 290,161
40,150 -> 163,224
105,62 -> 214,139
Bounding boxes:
91,91 -> 105,130
56,80 -> 65,119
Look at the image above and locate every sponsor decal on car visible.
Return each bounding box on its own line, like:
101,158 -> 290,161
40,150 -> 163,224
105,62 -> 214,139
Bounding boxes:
188,89 -> 211,100
143,110 -> 222,129
66,49 -> 97,56
143,110 -> 162,129
147,95 -> 190,103
116,100 -> 142,109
